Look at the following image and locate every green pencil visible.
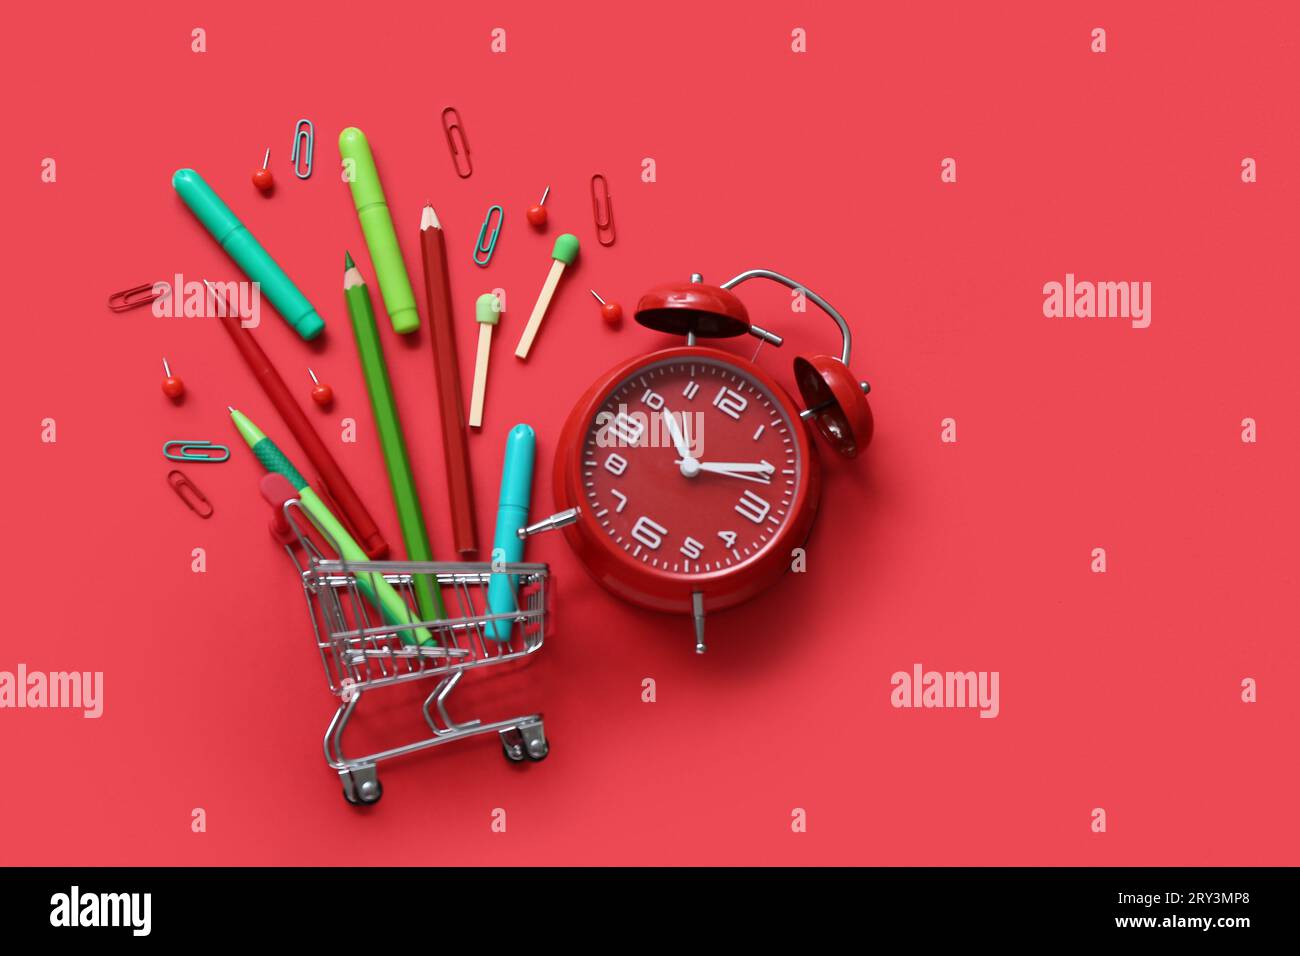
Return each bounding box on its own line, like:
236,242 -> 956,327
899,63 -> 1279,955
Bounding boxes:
344,252 -> 446,623
228,407 -> 433,646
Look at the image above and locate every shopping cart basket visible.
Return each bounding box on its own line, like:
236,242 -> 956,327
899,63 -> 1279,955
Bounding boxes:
275,497 -> 550,805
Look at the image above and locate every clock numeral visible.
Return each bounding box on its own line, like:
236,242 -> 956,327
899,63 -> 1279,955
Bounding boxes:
610,488 -> 629,513
680,536 -> 704,560
640,388 -> 665,411
630,515 -> 667,550
735,490 -> 771,524
717,530 -> 737,548
682,381 -> 700,400
712,385 -> 748,420
605,412 -> 645,446
603,452 -> 628,476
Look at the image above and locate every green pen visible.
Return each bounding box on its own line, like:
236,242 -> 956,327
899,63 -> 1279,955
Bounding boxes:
344,253 -> 446,623
228,406 -> 433,646
338,128 -> 420,334
172,169 -> 325,341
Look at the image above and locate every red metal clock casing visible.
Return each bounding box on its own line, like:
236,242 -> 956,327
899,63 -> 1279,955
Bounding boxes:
553,345 -> 821,615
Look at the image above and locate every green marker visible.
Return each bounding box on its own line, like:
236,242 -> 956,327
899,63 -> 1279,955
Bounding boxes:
344,253 -> 446,623
338,128 -> 420,334
172,169 -> 325,341
229,407 -> 433,646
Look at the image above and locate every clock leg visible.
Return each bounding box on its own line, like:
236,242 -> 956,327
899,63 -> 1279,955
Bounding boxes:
692,591 -> 706,655
517,507 -> 581,539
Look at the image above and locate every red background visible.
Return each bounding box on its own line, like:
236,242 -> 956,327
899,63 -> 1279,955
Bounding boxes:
3,1 -> 1297,865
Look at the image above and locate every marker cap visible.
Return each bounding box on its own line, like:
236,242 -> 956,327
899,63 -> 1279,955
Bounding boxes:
498,424 -> 536,512
172,168 -> 240,241
338,128 -> 384,211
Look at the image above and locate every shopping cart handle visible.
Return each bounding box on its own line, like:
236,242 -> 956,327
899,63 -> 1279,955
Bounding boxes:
517,507 -> 581,539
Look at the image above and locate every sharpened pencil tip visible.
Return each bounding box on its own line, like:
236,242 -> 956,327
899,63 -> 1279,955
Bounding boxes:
344,251 -> 355,270
227,405 -> 235,413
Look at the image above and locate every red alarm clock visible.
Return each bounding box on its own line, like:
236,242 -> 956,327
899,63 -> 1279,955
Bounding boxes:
522,269 -> 872,653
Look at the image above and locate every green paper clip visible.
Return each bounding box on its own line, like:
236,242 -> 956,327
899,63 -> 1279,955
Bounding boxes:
163,440 -> 230,463
473,205 -> 504,267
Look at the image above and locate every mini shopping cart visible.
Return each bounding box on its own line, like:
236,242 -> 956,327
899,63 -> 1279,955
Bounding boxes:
274,497 -> 551,806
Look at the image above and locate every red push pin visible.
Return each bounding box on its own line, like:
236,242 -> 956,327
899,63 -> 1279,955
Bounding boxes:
161,357 -> 185,400
252,149 -> 274,193
590,290 -> 623,325
526,186 -> 550,228
308,368 -> 334,408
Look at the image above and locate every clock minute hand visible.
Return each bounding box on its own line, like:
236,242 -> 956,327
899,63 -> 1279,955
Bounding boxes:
682,460 -> 775,484
695,460 -> 775,474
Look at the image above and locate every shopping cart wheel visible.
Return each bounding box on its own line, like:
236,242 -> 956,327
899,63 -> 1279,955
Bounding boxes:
342,767 -> 383,805
519,719 -> 549,761
500,727 -> 527,762
356,779 -> 383,804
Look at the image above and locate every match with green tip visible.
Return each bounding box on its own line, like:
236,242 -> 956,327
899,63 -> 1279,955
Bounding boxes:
516,236 -> 580,359
551,233 -> 580,265
475,293 -> 501,326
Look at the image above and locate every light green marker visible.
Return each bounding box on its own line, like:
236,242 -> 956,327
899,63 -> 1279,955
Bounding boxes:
229,407 -> 433,646
338,127 -> 420,334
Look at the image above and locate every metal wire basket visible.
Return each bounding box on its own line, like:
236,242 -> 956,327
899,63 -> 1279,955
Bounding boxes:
278,499 -> 550,805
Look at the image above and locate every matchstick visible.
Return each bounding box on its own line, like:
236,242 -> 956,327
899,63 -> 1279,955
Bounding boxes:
515,234 -> 579,359
470,293 -> 500,428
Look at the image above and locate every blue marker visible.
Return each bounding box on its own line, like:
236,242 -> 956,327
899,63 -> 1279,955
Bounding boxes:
486,424 -> 536,640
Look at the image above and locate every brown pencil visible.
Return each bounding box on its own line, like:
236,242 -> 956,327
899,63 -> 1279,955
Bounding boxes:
420,204 -> 479,556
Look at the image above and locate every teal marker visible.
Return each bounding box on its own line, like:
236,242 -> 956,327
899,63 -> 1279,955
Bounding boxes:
485,425 -> 536,640
229,407 -> 433,646
172,169 -> 325,341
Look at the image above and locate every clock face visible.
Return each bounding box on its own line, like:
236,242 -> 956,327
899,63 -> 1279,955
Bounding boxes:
579,356 -> 803,578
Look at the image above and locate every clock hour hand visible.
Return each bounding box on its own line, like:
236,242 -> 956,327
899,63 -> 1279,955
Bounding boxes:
661,409 -> 696,463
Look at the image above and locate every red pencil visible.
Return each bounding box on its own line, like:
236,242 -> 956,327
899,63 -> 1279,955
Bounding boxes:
420,205 -> 478,556
206,280 -> 390,559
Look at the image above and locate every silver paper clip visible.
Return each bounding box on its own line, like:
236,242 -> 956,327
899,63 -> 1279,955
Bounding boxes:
291,119 -> 314,179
